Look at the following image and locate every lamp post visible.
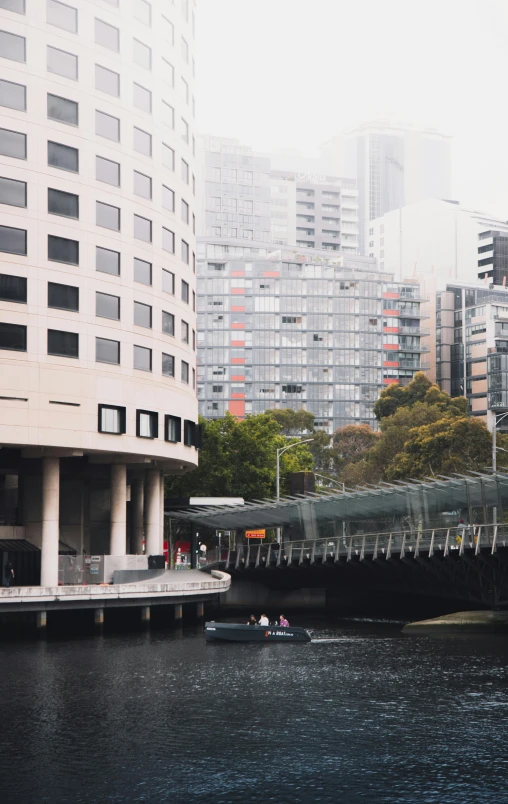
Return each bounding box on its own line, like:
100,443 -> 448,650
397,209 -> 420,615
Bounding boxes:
276,438 -> 314,543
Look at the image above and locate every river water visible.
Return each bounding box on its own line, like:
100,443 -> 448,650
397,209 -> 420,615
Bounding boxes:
1,617 -> 508,804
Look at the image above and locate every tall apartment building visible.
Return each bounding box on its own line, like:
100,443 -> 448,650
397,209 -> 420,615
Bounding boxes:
269,170 -> 359,253
321,121 -> 452,254
369,199 -> 508,280
197,244 -> 427,434
477,229 -> 508,287
0,0 -> 198,584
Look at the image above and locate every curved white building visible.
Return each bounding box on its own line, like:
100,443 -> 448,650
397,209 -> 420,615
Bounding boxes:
0,0 -> 198,584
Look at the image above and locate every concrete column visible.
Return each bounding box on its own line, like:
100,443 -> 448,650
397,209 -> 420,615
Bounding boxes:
94,608 -> 104,626
110,464 -> 127,556
174,603 -> 183,622
159,472 -> 165,556
41,457 -> 60,587
196,602 -> 204,619
145,470 -> 160,556
131,478 -> 144,555
140,606 -> 150,623
36,611 -> 47,629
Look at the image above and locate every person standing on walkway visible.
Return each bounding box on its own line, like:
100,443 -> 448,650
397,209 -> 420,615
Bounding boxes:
4,560 -> 14,588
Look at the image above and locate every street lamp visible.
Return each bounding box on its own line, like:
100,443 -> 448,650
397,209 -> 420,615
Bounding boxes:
276,438 -> 314,543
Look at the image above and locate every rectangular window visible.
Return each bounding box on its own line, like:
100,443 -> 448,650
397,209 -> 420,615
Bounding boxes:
134,170 -> 152,199
47,46 -> 77,79
181,320 -> 189,343
48,188 -> 79,219
48,282 -> 78,311
96,291 -> 120,320
0,176 -> 26,207
47,0 -> 78,33
95,64 -> 120,97
48,93 -> 77,125
136,409 -> 158,438
0,128 -> 26,159
96,338 -> 120,365
0,225 -> 26,255
134,0 -> 151,26
162,58 -> 174,86
162,15 -> 174,45
181,240 -> 189,264
0,29 -> 26,63
0,79 -> 25,111
97,201 -> 120,231
162,354 -> 175,378
0,0 -> 25,13
165,414 -> 181,440
95,18 -> 119,51
48,141 -> 78,172
0,274 -> 26,303
181,117 -> 189,143
181,159 -> 189,184
162,185 -> 175,211
162,101 -> 174,129
98,403 -> 125,432
96,155 -> 120,186
48,234 -> 78,264
134,300 -> 152,328
162,269 -> 174,294
0,322 -> 26,351
134,214 -> 151,242
133,38 -> 151,70
162,310 -> 174,335
181,280 -> 189,304
134,257 -> 151,285
181,361 -> 189,384
181,36 -> 189,63
133,127 -> 151,156
133,82 -> 151,113
96,246 -> 120,276
162,227 -> 175,253
134,344 -> 151,372
181,76 -> 189,104
162,143 -> 174,170
48,329 -> 78,358
181,199 -> 189,224
96,110 -> 120,141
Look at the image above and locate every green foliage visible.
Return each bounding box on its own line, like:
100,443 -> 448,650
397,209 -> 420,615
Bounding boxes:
165,412 -> 314,501
264,408 -> 315,435
373,372 -> 467,421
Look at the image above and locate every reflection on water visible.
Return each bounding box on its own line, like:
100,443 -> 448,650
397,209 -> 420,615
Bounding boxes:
1,617 -> 508,804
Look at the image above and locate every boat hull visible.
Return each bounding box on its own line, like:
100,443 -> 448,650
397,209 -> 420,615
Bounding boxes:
204,622 -> 311,643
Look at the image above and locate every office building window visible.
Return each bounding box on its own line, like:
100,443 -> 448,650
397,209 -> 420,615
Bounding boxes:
162,353 -> 175,378
165,413 -> 181,441
134,257 -> 151,285
47,0 -> 78,33
162,101 -> 174,129
134,214 -> 151,242
48,188 -> 79,219
98,404 -> 125,433
0,225 -> 26,255
96,291 -> 120,320
48,93 -> 77,125
181,199 -> 189,224
96,64 -> 120,97
133,82 -> 151,113
162,185 -> 175,212
97,201 -> 120,231
162,143 -> 174,170
47,46 -> 77,79
0,176 -> 26,207
134,0 -> 151,26
96,337 -> 120,365
96,155 -> 120,186
181,320 -> 189,343
181,240 -> 189,264
133,39 -> 151,70
48,234 -> 78,264
95,18 -> 119,51
134,170 -> 152,199
0,128 -> 26,159
162,15 -> 174,45
162,310 -> 174,335
133,127 -> 151,155
48,282 -> 79,311
48,329 -> 78,358
48,141 -> 78,172
0,29 -> 26,62
134,344 -> 151,371
181,118 -> 189,144
162,58 -> 174,87
96,110 -> 120,141
136,409 -> 158,438
181,159 -> 189,183
0,274 -> 26,303
162,227 -> 175,253
181,361 -> 189,384
0,322 -> 26,351
96,246 -> 120,276
0,0 -> 25,13
162,269 -> 174,294
0,79 -> 25,111
181,280 -> 189,304
134,301 -> 152,328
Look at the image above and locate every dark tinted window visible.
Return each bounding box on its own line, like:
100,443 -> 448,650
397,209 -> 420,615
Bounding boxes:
162,311 -> 174,335
181,280 -> 189,303
162,354 -> 175,378
96,291 -> 120,320
48,329 -> 78,358
0,29 -> 26,62
96,155 -> 120,186
48,235 -> 78,264
134,257 -> 151,285
0,176 -> 26,207
48,141 -> 78,172
96,201 -> 120,230
48,282 -> 79,311
0,322 -> 26,351
0,225 -> 26,255
96,337 -> 120,364
0,128 -> 26,159
134,301 -> 151,328
0,79 -> 25,111
181,361 -> 189,384
96,246 -> 120,275
48,188 -> 79,218
48,93 -> 78,125
134,345 -> 151,371
0,274 -> 26,303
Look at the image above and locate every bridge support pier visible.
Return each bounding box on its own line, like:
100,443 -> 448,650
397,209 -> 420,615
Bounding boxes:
36,611 -> 47,630
196,602 -> 204,619
94,608 -> 104,627
174,603 -> 183,623
140,606 -> 151,624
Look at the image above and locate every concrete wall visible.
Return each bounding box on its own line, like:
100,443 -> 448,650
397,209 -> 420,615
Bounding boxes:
220,579 -> 326,610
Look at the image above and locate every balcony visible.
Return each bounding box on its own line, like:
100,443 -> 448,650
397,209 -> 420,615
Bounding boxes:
400,326 -> 430,336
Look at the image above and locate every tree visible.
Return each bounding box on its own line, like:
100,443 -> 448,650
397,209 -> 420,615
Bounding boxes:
165,412 -> 314,501
264,408 -> 315,436
373,372 -> 466,420
332,424 -> 379,476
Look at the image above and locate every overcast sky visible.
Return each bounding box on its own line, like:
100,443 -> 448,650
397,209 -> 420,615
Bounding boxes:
196,0 -> 508,217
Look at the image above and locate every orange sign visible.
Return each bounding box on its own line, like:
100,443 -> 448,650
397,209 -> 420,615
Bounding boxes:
246,529 -> 266,539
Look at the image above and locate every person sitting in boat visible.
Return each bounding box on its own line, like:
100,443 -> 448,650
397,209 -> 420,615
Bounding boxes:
279,615 -> 289,627
247,614 -> 257,626
258,613 -> 269,626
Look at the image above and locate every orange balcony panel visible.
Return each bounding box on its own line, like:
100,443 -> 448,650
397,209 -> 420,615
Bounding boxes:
383,327 -> 399,333
263,271 -> 280,277
231,358 -> 245,365
231,393 -> 245,399
383,361 -> 400,367
231,288 -> 245,295
384,344 -> 399,350
231,375 -> 245,381
383,292 -> 399,299
231,271 -> 245,277
229,400 -> 245,418
231,322 -> 245,329
231,306 -> 245,312
384,378 -> 399,385
231,340 -> 245,347
383,309 -> 398,316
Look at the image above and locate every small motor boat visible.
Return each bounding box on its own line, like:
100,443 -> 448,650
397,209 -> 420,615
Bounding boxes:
204,622 -> 311,643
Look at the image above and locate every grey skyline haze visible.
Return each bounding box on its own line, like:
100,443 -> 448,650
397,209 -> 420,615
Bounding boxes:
196,0 -> 508,218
